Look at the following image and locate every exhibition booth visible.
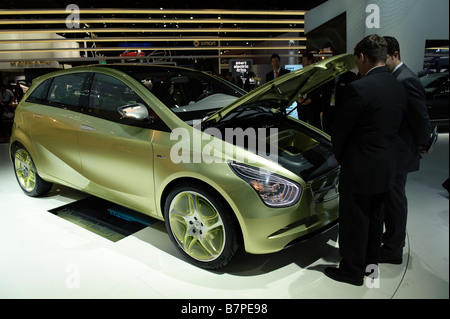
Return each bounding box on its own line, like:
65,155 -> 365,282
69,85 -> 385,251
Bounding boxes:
0,0 -> 448,300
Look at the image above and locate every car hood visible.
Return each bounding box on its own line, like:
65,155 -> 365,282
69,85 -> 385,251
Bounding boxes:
202,53 -> 356,125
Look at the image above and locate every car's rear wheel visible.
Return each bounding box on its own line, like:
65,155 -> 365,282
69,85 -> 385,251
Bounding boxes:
164,183 -> 240,269
13,146 -> 52,197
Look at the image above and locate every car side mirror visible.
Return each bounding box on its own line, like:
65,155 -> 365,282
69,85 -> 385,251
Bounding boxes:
118,103 -> 150,121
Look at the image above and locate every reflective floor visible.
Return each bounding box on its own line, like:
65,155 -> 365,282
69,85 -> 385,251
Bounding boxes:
0,135 -> 448,299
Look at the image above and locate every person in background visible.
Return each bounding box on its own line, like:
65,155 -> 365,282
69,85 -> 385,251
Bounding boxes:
2,76 -> 13,92
1,83 -> 15,137
243,78 -> 251,92
14,81 -> 24,103
297,53 -> 323,129
301,52 -> 315,67
325,35 -> 407,286
235,75 -> 243,89
225,72 -> 235,84
266,53 -> 290,83
380,36 -> 431,265
1,83 -> 14,106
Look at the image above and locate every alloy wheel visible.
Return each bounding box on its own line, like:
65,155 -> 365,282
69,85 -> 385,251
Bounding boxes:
14,149 -> 37,193
168,191 -> 226,262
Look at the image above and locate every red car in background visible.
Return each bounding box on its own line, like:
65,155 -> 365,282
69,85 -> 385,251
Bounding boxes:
120,50 -> 145,62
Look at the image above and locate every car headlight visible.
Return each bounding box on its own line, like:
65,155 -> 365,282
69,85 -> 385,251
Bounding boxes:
229,162 -> 302,207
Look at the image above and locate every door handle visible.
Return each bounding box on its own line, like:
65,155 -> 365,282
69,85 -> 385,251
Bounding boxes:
80,124 -> 94,131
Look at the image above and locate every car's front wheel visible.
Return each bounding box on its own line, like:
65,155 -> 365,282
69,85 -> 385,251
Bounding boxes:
13,146 -> 53,197
164,183 -> 240,269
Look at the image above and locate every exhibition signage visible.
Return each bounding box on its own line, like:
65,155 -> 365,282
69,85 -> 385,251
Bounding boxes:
229,59 -> 253,77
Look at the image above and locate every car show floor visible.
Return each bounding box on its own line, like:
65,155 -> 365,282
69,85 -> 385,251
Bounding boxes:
0,135 -> 448,300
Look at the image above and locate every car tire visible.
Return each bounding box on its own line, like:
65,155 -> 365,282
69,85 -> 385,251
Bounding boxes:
164,182 -> 240,269
12,146 -> 53,197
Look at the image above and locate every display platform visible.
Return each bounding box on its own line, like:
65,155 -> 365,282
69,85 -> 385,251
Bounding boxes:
48,196 -> 157,242
0,136 -> 448,299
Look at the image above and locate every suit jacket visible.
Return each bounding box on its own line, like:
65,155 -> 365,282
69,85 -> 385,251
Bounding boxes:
321,71 -> 357,132
331,66 -> 407,194
266,67 -> 290,83
392,63 -> 431,173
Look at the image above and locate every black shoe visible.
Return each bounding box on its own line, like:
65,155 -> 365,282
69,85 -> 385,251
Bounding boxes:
324,267 -> 364,286
378,255 -> 402,265
443,179 -> 449,193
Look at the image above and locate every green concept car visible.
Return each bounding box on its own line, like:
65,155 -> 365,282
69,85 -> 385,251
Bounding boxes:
10,53 -> 356,269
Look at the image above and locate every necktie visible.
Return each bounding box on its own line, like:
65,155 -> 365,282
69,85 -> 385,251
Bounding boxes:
275,71 -> 279,78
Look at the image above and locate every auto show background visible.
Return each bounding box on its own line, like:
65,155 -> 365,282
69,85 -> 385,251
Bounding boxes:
305,0 -> 449,74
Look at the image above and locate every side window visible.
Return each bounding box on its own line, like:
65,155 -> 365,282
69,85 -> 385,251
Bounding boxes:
89,73 -> 149,124
46,73 -> 86,109
26,78 -> 52,103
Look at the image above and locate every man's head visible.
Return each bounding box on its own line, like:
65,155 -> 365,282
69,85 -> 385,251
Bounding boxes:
383,36 -> 402,72
353,34 -> 388,77
270,53 -> 281,71
301,53 -> 315,67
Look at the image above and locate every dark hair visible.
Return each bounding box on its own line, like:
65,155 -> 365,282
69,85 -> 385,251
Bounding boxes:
383,36 -> 401,60
353,34 -> 388,64
302,52 -> 314,62
270,53 -> 281,61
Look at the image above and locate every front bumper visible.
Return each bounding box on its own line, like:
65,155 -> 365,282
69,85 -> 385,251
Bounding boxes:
238,189 -> 339,254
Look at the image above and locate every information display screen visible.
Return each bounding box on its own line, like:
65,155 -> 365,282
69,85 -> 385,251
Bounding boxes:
229,59 -> 253,77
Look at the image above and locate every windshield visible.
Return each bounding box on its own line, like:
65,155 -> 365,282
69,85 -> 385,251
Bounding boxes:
103,65 -> 246,125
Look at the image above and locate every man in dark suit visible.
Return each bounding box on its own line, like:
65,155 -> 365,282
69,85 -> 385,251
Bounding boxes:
297,53 -> 324,129
321,70 -> 357,134
325,35 -> 407,286
265,53 -> 290,83
380,36 -> 431,264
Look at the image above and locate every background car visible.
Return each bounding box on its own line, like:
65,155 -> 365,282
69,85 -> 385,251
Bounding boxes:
421,72 -> 449,129
9,54 -> 356,269
120,50 -> 146,63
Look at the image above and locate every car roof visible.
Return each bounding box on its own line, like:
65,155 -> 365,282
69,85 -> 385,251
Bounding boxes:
421,72 -> 449,79
33,63 -> 212,85
88,63 -> 203,74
